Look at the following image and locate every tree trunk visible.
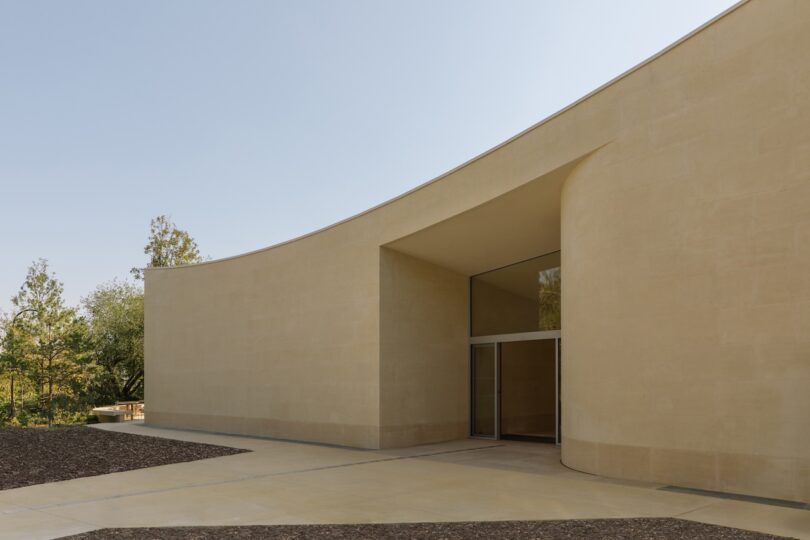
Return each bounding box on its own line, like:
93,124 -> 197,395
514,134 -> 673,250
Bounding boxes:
9,374 -> 14,418
47,356 -> 53,428
36,359 -> 45,415
121,369 -> 144,401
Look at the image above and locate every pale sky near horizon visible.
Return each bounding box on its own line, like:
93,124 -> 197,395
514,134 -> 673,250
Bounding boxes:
0,0 -> 738,313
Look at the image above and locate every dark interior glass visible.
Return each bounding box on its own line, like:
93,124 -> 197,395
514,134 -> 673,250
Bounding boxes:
499,339 -> 556,442
471,344 -> 496,437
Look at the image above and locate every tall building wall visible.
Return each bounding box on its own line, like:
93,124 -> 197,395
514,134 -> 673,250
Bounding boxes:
145,218 -> 384,448
561,0 -> 810,503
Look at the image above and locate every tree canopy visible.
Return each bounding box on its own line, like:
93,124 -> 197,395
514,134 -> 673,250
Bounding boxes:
1,260 -> 95,426
131,215 -> 203,279
0,215 -> 202,426
83,281 -> 144,402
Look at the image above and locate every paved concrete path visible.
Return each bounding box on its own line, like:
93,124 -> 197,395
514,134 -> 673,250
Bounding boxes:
0,423 -> 807,539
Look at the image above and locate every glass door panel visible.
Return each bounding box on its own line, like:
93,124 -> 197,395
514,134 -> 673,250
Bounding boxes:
499,339 -> 556,443
471,343 -> 498,438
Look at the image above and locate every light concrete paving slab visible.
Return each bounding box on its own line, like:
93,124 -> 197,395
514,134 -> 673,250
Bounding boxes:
272,496 -> 458,525
0,423 -> 806,540
0,501 -> 27,515
679,499 -> 810,540
0,509 -> 94,540
42,477 -> 364,529
383,485 -> 639,522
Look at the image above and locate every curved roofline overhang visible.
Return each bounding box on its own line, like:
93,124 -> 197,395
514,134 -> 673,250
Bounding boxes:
146,0 -> 749,273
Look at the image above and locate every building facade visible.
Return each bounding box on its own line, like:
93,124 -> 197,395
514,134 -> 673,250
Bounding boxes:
145,0 -> 810,504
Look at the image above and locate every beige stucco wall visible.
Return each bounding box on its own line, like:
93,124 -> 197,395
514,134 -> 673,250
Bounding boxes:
379,248 -> 468,448
146,0 -> 808,502
145,218 -> 384,448
560,0 -> 810,502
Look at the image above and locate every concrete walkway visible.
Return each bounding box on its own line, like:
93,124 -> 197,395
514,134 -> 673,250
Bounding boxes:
0,423 -> 807,540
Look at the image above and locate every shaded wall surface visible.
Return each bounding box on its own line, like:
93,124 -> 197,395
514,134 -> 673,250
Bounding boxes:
379,248 -> 469,448
146,0 -> 809,502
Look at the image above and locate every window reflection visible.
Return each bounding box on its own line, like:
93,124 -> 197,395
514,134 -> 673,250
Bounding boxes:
538,266 -> 561,331
470,251 -> 561,336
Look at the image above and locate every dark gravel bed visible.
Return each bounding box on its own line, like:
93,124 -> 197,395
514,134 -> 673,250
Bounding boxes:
59,518 -> 795,539
0,426 -> 249,490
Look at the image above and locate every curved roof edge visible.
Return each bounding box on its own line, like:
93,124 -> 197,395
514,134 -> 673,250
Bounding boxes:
147,0 -> 749,272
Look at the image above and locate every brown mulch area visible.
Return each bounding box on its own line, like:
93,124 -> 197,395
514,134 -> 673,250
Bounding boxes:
0,426 -> 249,490
59,518 -> 795,539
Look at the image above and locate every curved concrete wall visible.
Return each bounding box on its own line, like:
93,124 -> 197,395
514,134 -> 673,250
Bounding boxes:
561,0 -> 810,503
146,0 -> 809,503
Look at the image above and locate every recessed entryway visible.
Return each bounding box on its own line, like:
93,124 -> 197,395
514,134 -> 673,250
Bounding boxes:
470,335 -> 560,443
469,250 -> 562,444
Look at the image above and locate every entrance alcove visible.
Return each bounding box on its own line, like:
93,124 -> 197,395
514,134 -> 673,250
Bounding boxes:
380,159 -> 579,447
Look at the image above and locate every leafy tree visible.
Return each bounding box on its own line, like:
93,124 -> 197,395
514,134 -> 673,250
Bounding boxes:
0,214 -> 196,427
7,260 -> 95,426
83,281 -> 144,402
0,312 -> 31,419
131,215 -> 203,279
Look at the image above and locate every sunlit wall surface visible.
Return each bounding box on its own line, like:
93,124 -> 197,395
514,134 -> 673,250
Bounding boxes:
470,251 -> 561,336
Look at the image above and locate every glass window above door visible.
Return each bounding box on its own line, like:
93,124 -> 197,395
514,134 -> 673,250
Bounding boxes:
470,251 -> 560,337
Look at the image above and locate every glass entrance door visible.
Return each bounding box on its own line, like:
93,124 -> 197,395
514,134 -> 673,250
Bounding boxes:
469,335 -> 561,443
499,339 -> 556,443
471,343 -> 498,438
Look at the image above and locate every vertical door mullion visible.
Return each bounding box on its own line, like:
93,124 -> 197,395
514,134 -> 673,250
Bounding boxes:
555,337 -> 561,445
469,345 -> 474,437
495,342 -> 501,440
470,343 -> 498,440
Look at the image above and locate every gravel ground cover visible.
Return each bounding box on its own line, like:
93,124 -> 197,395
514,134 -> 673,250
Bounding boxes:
60,518 -> 795,539
0,426 -> 249,490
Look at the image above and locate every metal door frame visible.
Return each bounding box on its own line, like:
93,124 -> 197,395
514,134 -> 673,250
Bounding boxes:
470,331 -> 561,444
469,342 -> 500,440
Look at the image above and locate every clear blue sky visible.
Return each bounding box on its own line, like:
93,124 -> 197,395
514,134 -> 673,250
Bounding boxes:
0,0 -> 738,313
